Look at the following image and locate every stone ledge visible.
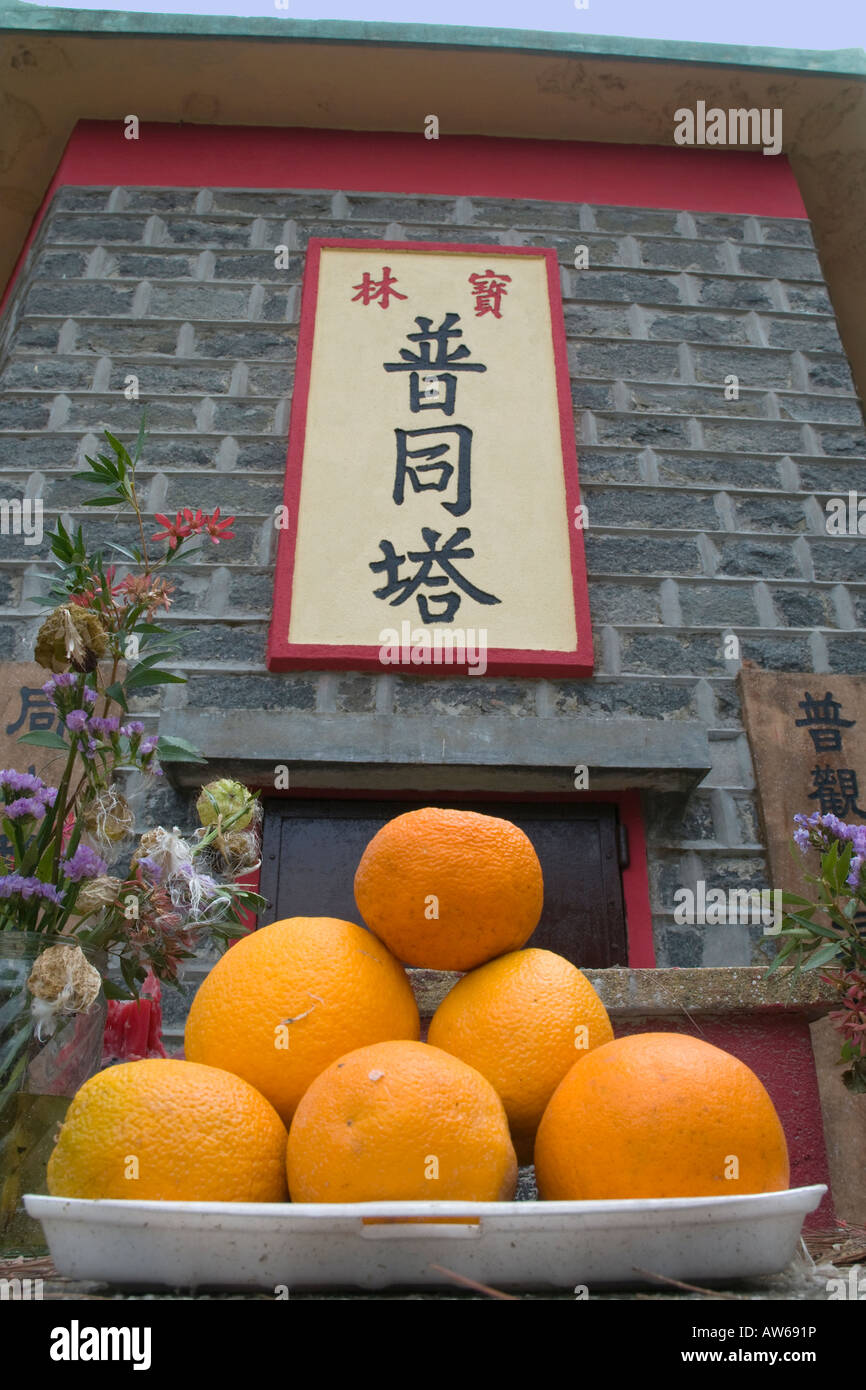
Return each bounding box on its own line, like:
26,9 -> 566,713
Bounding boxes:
408,965 -> 838,1018
160,711 -> 712,794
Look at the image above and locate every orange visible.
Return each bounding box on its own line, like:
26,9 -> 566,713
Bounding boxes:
46,1058 -> 288,1202
428,948 -> 614,1163
286,1040 -> 518,1203
353,807 -> 543,970
184,917 -> 419,1126
535,1032 -> 790,1200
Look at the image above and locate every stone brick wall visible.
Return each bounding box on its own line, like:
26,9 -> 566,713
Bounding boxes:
1,183 -> 864,1031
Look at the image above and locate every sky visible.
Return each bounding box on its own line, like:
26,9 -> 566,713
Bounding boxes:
20,0 -> 866,51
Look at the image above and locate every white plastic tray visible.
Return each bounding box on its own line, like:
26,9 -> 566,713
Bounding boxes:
26,1185 -> 825,1292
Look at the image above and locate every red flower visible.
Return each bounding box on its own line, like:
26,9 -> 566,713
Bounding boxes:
152,511 -> 195,550
203,508 -> 236,544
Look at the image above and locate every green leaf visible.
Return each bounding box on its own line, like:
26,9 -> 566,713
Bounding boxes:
125,668 -> 185,690
104,542 -> 140,561
102,977 -> 135,1002
155,735 -> 207,764
80,497 -> 126,508
784,911 -> 840,940
17,729 -> 69,750
802,941 -> 844,971
781,891 -> 815,907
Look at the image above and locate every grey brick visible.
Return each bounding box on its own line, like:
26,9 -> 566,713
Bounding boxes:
125,438 -> 221,470
693,856 -> 769,892
37,250 -> 91,278
809,539 -> 866,582
108,362 -> 235,395
569,340 -> 681,381
645,310 -> 752,345
159,219 -> 255,248
51,187 -> 113,212
779,394 -> 863,425
690,215 -> 751,242
234,439 -> 291,470
0,358 -> 96,391
245,364 -> 297,397
209,400 -> 278,434
178,622 -> 266,662
758,219 -> 814,248
48,214 -> 148,244
677,582 -> 760,627
730,495 -> 807,533
733,795 -> 761,844
7,321 -> 59,350
256,291 -> 294,323
739,634 -> 813,669
563,270 -> 682,305
226,571 -> 279,611
393,677 -> 536,717
691,345 -> 795,390
620,631 -> 730,675
771,588 -> 836,627
209,191 -> 334,217
803,355 -> 855,392
793,460 -> 866,492
273,220 -> 387,251
593,207 -> 681,235
0,433 -> 80,469
643,789 -> 717,843
562,304 -> 633,338
469,198 -> 581,230
764,316 -> 842,351
636,238 -> 727,273
815,427 -> 866,457
336,675 -> 378,713
584,487 -> 719,531
587,582 -> 661,623
655,452 -> 786,489
629,382 -> 769,418
849,593 -> 866,628
551,677 -> 699,719
71,321 -> 181,355
713,680 -> 742,727
210,252 -> 298,282
387,224 -> 503,247
570,381 -> 617,410
575,450 -> 642,484
657,927 -> 704,968
106,252 -> 199,280
714,539 -> 801,578
591,414 -> 692,448
692,278 -> 776,310
783,285 -> 833,314
147,285 -> 251,320
160,472 -> 281,511
190,325 -> 295,360
23,283 -> 136,317
0,623 -> 21,657
700,419 -> 805,454
0,396 -> 52,429
528,232 -> 620,266
738,246 -> 822,280
346,194 -> 458,224
586,535 -> 702,575
825,636 -> 866,673
128,190 -> 206,212
183,673 -> 318,709
64,397 -> 199,432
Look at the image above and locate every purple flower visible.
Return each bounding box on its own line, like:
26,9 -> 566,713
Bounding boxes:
121,722 -> 145,737
4,796 -> 46,821
60,843 -> 108,882
0,770 -> 45,796
83,687 -> 98,705
37,785 -> 58,808
847,855 -> 864,890
136,854 -> 164,882
53,673 -> 77,689
89,716 -> 121,737
41,678 -> 57,699
66,710 -> 88,733
0,874 -> 64,904
140,737 -> 159,756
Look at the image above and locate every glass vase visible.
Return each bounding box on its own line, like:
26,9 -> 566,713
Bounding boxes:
0,933 -> 106,1256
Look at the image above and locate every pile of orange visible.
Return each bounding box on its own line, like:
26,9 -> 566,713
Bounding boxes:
47,806 -> 790,1207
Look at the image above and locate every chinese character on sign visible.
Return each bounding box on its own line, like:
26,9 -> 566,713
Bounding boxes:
795,690 -> 856,753
383,314 -> 487,375
370,527 -> 501,624
5,686 -> 61,737
393,426 -> 472,518
468,269 -> 512,319
807,766 -> 866,817
351,266 -> 408,309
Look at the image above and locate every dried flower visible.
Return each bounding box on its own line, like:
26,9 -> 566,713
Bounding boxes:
196,778 -> 254,830
61,843 -> 109,882
34,604 -> 108,674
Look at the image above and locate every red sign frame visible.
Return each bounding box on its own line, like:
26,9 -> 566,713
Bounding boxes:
266,237 -> 593,677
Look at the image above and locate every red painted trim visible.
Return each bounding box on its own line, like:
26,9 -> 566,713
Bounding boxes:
0,119 -> 807,319
266,237 -> 593,677
254,785 -> 654,967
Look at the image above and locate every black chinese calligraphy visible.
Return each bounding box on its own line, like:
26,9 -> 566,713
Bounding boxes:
393,426 -> 472,518
795,690 -> 855,754
5,685 -> 62,737
370,527 -> 501,624
382,313 -> 487,376
808,766 -> 866,818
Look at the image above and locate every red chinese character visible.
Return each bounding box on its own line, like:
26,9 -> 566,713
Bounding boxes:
468,269 -> 512,319
351,266 -> 408,309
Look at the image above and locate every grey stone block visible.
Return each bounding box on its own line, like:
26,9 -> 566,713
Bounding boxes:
690,214 -> 751,242
147,285 -> 251,321
209,400 -> 279,434
123,190 -> 203,213
691,345 -> 795,390
6,321 -> 59,350
730,495 -> 807,533
738,246 -> 823,280
161,473 -> 281,511
209,191 -> 334,216
0,396 -> 52,428
654,452 -> 786,489
657,926 -> 704,967
770,588 -> 835,627
809,539 -> 866,582
23,283 -> 136,317
570,381 -> 617,410
0,358 -> 95,391
643,789 -> 718,843
0,433 -> 80,469
71,321 -> 181,355
234,438 -> 291,470
106,252 -> 199,280
562,270 -> 682,304
739,634 -> 814,669
108,362 -> 235,395
677,582 -> 760,627
764,316 -> 842,351
183,673 -> 318,710
583,487 -> 719,531
344,194 -> 457,224
825,635 -> 866,673
189,325 -> 294,360
37,250 -> 91,278
336,676 -> 378,714
593,207 -> 681,234
562,304 -> 633,338
575,449 -> 643,483
700,419 -> 805,454
64,397 -> 199,432
51,187 -> 113,212
793,461 -> 866,492
551,677 -> 700,719
645,310 -> 753,345
393,677 -> 536,717
783,285 -> 833,314
210,251 -> 298,283
591,414 -> 692,448
714,539 -> 801,578
619,631 -> 729,676
779,394 -> 863,425
470,198 -> 581,230
179,622 -> 266,662
569,339 -> 681,381
225,571 -> 279,612
159,219 -> 254,248
254,291 -> 295,323
758,219 -> 815,248
803,355 -> 855,392
692,278 -> 776,310
816,427 -> 866,457
587,535 -> 702,575
629,382 -> 770,419
587,582 -> 661,623
636,238 -> 727,272
49,214 -> 148,244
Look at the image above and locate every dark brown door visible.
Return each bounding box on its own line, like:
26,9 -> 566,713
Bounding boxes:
258,799 -> 628,968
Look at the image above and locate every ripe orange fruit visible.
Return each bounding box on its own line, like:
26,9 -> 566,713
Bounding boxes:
47,1059 -> 288,1202
535,1032 -> 790,1200
286,1040 -> 518,1203
184,917 -> 419,1126
428,948 -> 614,1164
353,807 -> 543,971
